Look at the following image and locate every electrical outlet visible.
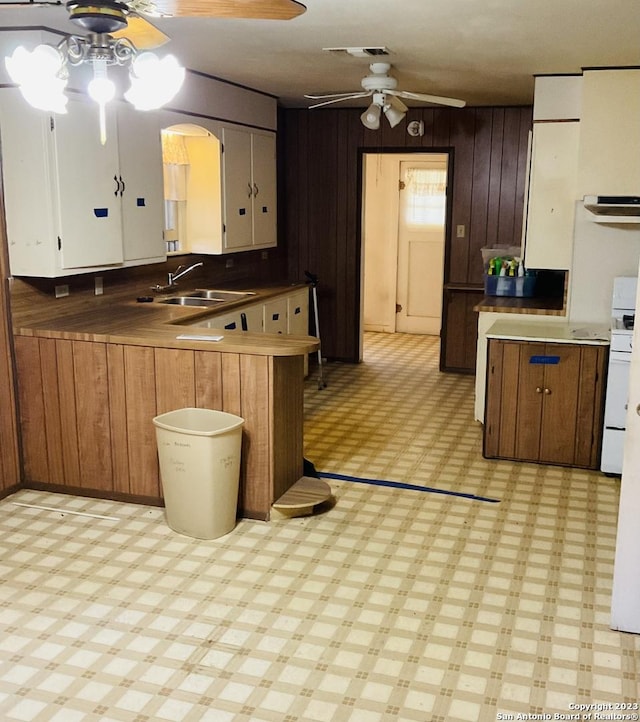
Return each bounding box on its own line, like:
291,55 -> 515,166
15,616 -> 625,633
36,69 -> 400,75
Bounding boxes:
94,276 -> 103,296
456,224 -> 465,238
54,284 -> 69,299
226,258 -> 234,269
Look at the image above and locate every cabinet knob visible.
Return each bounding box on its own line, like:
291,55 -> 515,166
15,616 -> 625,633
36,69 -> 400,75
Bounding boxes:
536,386 -> 543,394
544,388 -> 551,395
636,404 -> 640,416
247,183 -> 253,198
253,183 -> 259,197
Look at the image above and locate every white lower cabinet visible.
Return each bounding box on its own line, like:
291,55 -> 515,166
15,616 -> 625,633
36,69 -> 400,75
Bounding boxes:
0,90 -> 165,277
195,303 -> 264,332
187,289 -> 308,348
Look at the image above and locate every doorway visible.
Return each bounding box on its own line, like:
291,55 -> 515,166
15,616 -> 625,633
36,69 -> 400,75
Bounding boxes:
361,152 -> 449,353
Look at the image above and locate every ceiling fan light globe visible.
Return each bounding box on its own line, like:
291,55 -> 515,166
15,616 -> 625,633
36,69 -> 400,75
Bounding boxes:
125,55 -> 185,110
20,82 -> 68,113
383,105 -> 406,128
360,102 -> 381,130
5,44 -> 63,85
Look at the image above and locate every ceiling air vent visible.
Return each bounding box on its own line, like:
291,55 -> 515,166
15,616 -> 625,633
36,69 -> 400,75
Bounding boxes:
323,47 -> 391,58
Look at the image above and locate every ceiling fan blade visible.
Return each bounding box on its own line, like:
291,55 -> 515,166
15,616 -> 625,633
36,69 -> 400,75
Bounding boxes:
112,15 -> 170,49
307,94 -> 371,109
304,91 -> 370,101
0,1 -> 60,7
148,0 -> 306,19
393,89 -> 466,108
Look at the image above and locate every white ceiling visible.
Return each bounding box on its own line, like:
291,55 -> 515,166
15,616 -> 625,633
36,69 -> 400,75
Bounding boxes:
1,0 -> 640,109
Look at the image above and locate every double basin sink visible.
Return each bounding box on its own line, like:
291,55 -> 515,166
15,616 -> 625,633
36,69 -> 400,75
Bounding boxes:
159,289 -> 256,308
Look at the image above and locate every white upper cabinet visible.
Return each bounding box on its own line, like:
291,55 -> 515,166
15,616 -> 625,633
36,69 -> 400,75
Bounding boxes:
577,69 -> 640,197
522,75 -> 581,270
532,75 -> 582,120
524,121 -> 580,270
116,106 -> 165,264
222,126 -> 277,252
0,89 -> 165,277
161,121 -> 277,255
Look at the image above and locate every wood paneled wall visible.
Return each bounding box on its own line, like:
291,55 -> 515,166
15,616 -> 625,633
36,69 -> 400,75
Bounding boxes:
279,106 -> 533,365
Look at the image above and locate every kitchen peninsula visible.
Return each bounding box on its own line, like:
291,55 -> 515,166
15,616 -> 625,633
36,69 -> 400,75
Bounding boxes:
11,280 -> 319,521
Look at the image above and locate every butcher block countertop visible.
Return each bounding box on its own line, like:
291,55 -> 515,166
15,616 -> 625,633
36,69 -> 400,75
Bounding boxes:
11,281 -> 319,357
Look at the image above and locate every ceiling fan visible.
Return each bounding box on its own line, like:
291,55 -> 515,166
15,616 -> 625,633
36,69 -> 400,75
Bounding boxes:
4,0 -> 306,139
305,62 -> 465,129
3,0 -> 307,49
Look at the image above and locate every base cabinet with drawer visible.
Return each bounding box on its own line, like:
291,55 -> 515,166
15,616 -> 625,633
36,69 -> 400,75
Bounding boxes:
484,339 -> 607,469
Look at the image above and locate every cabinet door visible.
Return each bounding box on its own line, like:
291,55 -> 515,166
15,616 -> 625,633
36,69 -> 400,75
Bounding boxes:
251,132 -> 277,248
263,297 -> 288,334
52,99 -> 124,269
287,288 -> 309,335
0,89 -> 58,276
440,289 -> 483,373
578,69 -> 640,196
513,343 -> 546,461
222,126 -> 253,250
538,344 -> 581,465
117,106 -> 165,263
524,122 -> 579,270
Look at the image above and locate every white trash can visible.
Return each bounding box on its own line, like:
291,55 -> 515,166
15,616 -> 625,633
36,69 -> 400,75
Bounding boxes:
153,408 -> 244,540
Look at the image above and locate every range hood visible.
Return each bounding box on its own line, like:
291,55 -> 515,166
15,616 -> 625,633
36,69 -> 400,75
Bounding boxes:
584,195 -> 640,223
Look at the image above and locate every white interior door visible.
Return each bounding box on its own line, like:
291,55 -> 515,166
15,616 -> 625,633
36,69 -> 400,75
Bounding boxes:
395,160 -> 447,335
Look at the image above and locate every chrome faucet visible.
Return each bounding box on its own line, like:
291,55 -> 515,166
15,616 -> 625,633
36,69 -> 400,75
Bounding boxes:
151,261 -> 204,293
168,261 -> 204,287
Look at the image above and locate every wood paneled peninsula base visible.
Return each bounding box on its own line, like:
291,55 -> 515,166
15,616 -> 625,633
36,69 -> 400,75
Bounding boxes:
12,294 -> 318,521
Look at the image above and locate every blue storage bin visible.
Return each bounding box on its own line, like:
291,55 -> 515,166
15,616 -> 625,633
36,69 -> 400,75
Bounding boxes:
484,274 -> 536,297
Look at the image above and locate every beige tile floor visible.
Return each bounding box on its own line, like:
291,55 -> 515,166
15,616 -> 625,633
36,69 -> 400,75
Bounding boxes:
0,331 -> 638,721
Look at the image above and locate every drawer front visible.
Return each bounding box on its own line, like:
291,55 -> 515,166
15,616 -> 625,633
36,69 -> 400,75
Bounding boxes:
610,333 -> 633,353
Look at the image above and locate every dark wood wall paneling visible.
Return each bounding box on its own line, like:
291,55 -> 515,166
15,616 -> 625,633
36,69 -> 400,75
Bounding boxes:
279,106 -> 533,369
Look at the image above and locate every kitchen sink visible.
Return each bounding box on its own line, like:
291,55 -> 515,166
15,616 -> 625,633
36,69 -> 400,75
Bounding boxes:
187,289 -> 257,301
159,297 -> 225,307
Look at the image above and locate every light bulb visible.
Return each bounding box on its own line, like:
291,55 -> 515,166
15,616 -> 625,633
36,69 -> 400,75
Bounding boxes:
88,76 -> 116,104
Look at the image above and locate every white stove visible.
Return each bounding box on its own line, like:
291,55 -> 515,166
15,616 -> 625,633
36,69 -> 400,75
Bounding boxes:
602,277 -> 637,474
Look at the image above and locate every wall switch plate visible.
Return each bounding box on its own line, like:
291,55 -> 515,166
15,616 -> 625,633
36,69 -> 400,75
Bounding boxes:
54,284 -> 69,299
94,276 -> 103,296
226,258 -> 234,268
456,224 -> 465,238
